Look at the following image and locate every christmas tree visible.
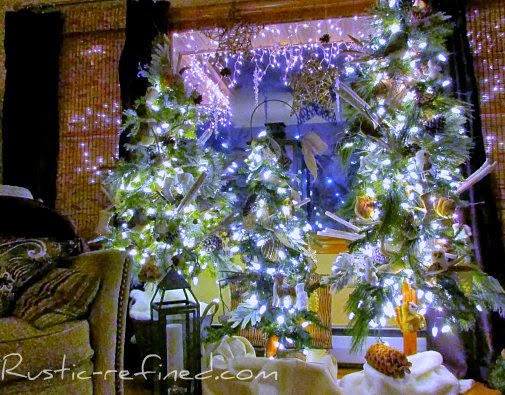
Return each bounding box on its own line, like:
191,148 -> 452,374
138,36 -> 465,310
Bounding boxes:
322,0 -> 505,351
103,37 -> 237,286
226,129 -> 320,351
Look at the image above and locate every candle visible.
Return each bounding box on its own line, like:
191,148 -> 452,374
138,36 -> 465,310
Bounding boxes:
166,323 -> 184,373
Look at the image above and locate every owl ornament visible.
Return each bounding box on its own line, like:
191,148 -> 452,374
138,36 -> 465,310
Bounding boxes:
365,343 -> 412,378
355,195 -> 375,221
427,249 -> 449,273
272,273 -> 295,308
415,149 -> 432,173
294,283 -> 308,311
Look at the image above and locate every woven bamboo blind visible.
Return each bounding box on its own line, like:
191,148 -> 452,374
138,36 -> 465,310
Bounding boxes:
467,0 -> 505,240
56,0 -> 125,240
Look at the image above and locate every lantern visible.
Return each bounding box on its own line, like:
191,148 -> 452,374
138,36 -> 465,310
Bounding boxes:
150,269 -> 201,394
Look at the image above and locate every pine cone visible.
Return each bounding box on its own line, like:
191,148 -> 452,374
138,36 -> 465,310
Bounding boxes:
220,67 -> 232,77
202,235 -> 223,252
261,239 -> 282,262
319,34 -> 331,44
372,248 -> 389,265
424,115 -> 446,135
365,343 -> 412,378
242,194 -> 257,216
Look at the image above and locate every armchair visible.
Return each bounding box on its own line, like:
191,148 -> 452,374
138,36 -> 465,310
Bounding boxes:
0,194 -> 132,395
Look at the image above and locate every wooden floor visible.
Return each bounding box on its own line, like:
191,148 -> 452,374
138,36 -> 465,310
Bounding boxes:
123,369 -> 499,394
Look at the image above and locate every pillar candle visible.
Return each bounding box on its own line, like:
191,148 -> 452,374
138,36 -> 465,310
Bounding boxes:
166,323 -> 184,373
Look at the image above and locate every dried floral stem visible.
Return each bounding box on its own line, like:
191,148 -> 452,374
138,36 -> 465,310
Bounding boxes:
176,172 -> 208,213
317,228 -> 363,241
294,198 -> 311,208
456,160 -> 497,195
325,211 -> 361,232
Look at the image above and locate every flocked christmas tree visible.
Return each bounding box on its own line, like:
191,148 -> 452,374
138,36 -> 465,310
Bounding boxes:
226,129 -> 320,351
103,37 -> 237,287
321,0 -> 505,352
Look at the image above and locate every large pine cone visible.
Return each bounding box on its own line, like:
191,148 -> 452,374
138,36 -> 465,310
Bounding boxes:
201,235 -> 223,252
242,194 -> 257,216
261,239 -> 282,262
424,115 -> 446,135
365,343 -> 412,378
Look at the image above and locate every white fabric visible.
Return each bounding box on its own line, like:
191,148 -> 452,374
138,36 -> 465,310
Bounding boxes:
204,335 -> 256,370
0,185 -> 33,199
202,350 -> 474,395
338,351 -> 461,395
203,356 -> 340,395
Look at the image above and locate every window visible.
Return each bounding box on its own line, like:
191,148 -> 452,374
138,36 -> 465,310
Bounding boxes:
172,15 -> 371,231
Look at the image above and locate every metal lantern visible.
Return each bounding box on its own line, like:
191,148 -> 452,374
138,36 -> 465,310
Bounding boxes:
150,269 -> 201,394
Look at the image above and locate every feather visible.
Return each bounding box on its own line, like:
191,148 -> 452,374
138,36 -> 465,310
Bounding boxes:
301,132 -> 328,179
302,142 -> 318,179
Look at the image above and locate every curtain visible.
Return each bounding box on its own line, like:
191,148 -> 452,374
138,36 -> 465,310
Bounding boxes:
427,0 -> 505,379
118,0 -> 170,159
2,9 -> 63,207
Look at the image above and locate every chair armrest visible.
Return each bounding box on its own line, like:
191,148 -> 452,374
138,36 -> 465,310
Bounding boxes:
71,249 -> 132,395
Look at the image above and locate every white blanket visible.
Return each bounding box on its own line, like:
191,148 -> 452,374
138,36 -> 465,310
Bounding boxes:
203,348 -> 474,395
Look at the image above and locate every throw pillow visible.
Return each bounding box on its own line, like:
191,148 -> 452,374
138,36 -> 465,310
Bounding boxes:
0,238 -> 81,317
13,268 -> 100,329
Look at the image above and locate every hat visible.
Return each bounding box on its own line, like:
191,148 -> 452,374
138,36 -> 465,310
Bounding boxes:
0,185 -> 33,200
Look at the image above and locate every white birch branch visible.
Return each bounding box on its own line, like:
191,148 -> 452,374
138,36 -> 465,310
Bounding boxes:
456,160 -> 497,195
324,211 -> 361,232
317,228 -> 364,241
176,172 -> 207,213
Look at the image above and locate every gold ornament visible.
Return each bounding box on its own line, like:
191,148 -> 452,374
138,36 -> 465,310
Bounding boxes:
281,198 -> 295,218
136,122 -> 156,146
266,335 -> 279,358
433,197 -> 456,219
308,290 -> 319,313
413,0 -> 427,9
160,70 -> 185,91
365,343 -> 412,378
261,239 -> 282,262
243,213 -> 255,229
395,301 -> 426,332
202,3 -> 263,54
355,195 -> 375,220
138,256 -> 162,284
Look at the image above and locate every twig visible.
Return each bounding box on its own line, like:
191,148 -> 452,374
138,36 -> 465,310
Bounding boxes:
324,211 -> 361,232
294,198 -> 311,208
176,172 -> 208,213
317,228 -> 363,241
456,160 -> 497,195
198,129 -> 213,146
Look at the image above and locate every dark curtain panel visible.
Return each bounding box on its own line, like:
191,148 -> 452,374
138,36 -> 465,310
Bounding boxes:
428,0 -> 505,380
118,0 -> 170,159
2,9 -> 63,207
